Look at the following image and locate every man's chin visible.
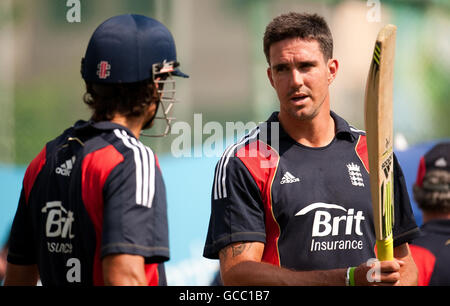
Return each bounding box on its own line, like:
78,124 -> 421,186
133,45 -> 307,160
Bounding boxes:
287,108 -> 318,121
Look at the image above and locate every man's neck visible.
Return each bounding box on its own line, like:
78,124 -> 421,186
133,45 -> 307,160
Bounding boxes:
110,114 -> 144,139
422,211 -> 450,223
278,108 -> 335,148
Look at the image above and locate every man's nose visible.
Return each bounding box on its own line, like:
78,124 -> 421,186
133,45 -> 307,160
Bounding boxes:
290,68 -> 304,87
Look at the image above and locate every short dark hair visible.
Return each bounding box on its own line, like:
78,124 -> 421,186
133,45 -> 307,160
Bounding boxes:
263,12 -> 333,64
413,170 -> 450,213
83,80 -> 158,122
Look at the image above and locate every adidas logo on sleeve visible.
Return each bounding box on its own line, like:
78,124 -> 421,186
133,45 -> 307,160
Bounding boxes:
55,156 -> 76,177
280,171 -> 300,184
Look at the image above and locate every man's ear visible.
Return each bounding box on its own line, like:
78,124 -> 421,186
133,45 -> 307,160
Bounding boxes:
327,58 -> 339,85
267,67 -> 275,88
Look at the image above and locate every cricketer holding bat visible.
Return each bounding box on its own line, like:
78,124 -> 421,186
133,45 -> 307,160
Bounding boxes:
5,14 -> 188,286
204,12 -> 420,286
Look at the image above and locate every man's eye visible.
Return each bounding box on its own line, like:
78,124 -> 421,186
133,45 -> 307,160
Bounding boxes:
275,66 -> 288,72
299,63 -> 314,70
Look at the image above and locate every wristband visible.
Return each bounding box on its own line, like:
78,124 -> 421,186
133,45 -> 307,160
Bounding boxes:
349,267 -> 356,286
346,267 -> 356,286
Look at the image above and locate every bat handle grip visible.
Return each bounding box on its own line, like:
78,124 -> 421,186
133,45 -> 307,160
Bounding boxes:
376,236 -> 394,261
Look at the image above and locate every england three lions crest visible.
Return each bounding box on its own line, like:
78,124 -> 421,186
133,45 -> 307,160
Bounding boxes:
347,162 -> 364,187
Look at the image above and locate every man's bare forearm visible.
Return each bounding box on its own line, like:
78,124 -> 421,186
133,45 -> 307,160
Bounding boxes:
102,254 -> 147,286
222,260 -> 346,286
4,263 -> 39,286
219,241 -> 406,286
220,241 -> 346,286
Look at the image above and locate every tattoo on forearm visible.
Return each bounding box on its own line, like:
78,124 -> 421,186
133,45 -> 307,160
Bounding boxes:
220,242 -> 253,259
231,243 -> 251,257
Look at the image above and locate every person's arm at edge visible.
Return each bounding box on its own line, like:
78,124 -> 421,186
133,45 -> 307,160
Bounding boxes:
102,254 -> 147,286
4,263 -> 39,286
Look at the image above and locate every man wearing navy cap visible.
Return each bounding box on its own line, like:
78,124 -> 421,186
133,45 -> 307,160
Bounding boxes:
4,14 -> 188,286
410,142 -> 450,285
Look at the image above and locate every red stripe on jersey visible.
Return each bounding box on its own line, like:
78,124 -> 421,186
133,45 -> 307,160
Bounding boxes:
145,263 -> 159,286
154,153 -> 160,169
23,146 -> 47,204
355,135 -> 370,173
81,145 -> 124,286
409,244 -> 436,286
236,140 -> 281,266
415,157 -> 426,187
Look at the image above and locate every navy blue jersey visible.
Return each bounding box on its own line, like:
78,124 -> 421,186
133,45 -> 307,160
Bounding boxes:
7,120 -> 169,286
410,219 -> 450,286
204,112 -> 419,270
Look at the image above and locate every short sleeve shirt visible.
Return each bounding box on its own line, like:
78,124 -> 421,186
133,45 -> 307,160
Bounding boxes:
410,220 -> 450,286
204,112 -> 420,270
7,120 -> 169,286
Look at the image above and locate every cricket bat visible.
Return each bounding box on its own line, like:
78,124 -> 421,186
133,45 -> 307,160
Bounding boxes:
364,24 -> 397,261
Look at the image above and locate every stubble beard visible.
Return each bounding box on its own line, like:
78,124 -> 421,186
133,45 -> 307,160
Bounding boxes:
283,92 -> 328,122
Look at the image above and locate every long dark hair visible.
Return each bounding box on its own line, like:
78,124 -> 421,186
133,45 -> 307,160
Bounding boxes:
83,79 -> 159,122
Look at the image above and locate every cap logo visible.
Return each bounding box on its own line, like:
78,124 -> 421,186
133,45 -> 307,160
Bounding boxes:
97,61 -> 111,79
435,157 -> 447,168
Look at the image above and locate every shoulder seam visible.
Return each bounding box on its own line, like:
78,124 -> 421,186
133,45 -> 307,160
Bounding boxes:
213,127 -> 260,200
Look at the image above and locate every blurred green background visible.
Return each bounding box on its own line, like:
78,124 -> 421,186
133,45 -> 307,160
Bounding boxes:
0,0 -> 448,165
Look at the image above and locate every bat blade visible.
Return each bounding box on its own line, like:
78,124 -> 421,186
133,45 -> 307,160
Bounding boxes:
364,24 -> 397,261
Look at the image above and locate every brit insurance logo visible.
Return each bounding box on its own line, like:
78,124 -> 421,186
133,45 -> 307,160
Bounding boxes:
41,201 -> 81,283
295,202 -> 366,252
41,201 -> 75,254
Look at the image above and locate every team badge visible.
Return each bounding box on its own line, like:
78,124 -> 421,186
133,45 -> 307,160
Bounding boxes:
347,162 -> 364,187
97,61 -> 111,79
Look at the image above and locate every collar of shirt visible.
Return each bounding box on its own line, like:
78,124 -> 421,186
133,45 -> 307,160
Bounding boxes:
421,219 -> 450,236
72,119 -> 136,139
266,111 -> 357,144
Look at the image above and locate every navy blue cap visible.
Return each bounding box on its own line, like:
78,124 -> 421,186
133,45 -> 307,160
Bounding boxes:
81,14 -> 188,83
416,142 -> 450,187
